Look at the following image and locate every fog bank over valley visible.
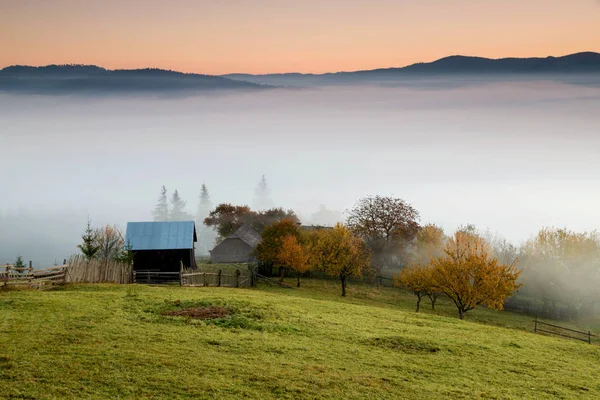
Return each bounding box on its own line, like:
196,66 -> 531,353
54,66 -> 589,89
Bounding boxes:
1,79 -> 599,265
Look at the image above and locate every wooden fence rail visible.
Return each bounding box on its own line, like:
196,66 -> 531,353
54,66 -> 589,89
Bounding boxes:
534,315 -> 595,344
181,268 -> 250,288
1,262 -> 67,289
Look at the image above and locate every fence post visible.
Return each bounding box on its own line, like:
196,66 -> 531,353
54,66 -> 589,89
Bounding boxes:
589,331 -> 592,344
218,270 -> 222,287
179,260 -> 183,286
236,269 -> 241,288
203,272 -> 207,287
534,314 -> 537,333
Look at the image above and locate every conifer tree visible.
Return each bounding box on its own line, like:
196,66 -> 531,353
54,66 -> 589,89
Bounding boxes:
196,184 -> 212,223
253,174 -> 273,211
169,189 -> 192,221
153,186 -> 169,222
78,218 -> 100,260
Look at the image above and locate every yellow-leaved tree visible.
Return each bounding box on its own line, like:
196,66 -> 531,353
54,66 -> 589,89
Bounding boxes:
395,264 -> 440,312
430,231 -> 522,319
308,224 -> 371,296
278,235 -> 311,287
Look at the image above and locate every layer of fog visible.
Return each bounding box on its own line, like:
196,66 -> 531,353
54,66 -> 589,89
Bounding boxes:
1,78 -> 600,266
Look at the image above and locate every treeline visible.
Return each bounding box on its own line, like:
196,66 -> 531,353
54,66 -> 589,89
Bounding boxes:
150,176 -> 343,254
148,183 -> 600,320
202,194 -> 599,320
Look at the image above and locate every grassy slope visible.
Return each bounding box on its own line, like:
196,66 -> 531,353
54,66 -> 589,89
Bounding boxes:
1,281 -> 599,399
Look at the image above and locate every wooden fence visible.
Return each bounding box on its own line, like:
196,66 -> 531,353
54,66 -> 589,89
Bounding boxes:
133,270 -> 180,284
66,255 -> 132,284
504,296 -> 587,321
1,256 -> 132,288
1,262 -> 67,289
534,315 -> 596,344
181,268 -> 250,288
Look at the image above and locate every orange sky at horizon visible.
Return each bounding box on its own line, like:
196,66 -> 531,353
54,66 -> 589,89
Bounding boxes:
2,0 -> 599,75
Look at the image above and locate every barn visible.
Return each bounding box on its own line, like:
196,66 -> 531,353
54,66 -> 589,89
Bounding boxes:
210,225 -> 261,264
125,221 -> 198,273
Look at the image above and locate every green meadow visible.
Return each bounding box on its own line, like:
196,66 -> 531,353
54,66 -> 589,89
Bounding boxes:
1,281 -> 599,399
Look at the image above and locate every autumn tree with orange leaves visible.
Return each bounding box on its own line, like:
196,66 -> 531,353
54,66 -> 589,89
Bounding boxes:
278,235 -> 311,287
430,231 -> 522,319
256,219 -> 302,282
308,224 -> 371,296
395,264 -> 440,312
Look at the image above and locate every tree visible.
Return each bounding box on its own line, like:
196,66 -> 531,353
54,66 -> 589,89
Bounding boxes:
482,230 -> 519,266
412,224 -> 446,266
253,174 -> 273,211
196,184 -> 212,223
78,218 -> 100,260
204,204 -> 254,240
395,264 -> 439,312
169,190 -> 193,221
256,219 -> 302,282
429,231 -> 522,319
308,224 -> 371,296
253,208 -> 299,232
520,227 -> 600,309
153,186 -> 169,222
204,204 -> 298,242
114,241 -> 134,265
195,184 -> 216,255
95,225 -> 125,262
14,256 -> 26,275
310,204 -> 343,227
278,235 -> 311,287
347,196 -> 420,269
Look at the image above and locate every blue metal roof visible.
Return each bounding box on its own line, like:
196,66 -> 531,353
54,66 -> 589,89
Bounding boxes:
125,221 -> 197,251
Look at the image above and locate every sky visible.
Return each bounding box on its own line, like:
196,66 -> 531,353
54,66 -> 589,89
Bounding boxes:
2,0 -> 600,74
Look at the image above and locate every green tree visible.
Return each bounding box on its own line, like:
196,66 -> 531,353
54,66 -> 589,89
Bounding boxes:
153,186 -> 169,222
14,256 -> 26,275
115,241 -> 134,265
77,218 -> 100,260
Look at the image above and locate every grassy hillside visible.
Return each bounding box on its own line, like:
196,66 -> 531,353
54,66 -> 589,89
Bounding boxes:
1,281 -> 599,399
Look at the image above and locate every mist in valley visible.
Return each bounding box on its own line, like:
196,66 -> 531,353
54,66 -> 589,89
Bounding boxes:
1,77 -> 600,268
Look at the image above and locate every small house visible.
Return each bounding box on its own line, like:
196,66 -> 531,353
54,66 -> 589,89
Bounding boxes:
125,221 -> 197,272
210,225 -> 261,264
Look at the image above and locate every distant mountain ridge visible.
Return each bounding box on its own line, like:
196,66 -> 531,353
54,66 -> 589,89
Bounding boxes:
222,52 -> 600,86
0,64 -> 269,94
2,52 -> 599,92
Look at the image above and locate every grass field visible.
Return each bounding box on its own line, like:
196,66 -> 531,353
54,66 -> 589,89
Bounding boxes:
1,280 -> 599,399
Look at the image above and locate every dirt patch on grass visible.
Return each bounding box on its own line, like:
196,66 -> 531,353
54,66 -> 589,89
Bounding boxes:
367,336 -> 442,353
162,306 -> 229,320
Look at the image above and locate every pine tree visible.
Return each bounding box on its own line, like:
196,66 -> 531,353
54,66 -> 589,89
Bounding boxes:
14,256 -> 26,275
77,218 -> 100,260
196,184 -> 212,223
253,174 -> 273,211
153,186 -> 169,222
169,189 -> 192,221
195,184 -> 216,255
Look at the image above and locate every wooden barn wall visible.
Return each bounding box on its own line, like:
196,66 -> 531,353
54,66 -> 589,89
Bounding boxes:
133,249 -> 195,272
210,238 -> 256,264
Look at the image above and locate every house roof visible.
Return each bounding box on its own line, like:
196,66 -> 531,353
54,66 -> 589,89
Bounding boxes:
125,221 -> 197,251
229,225 -> 262,248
